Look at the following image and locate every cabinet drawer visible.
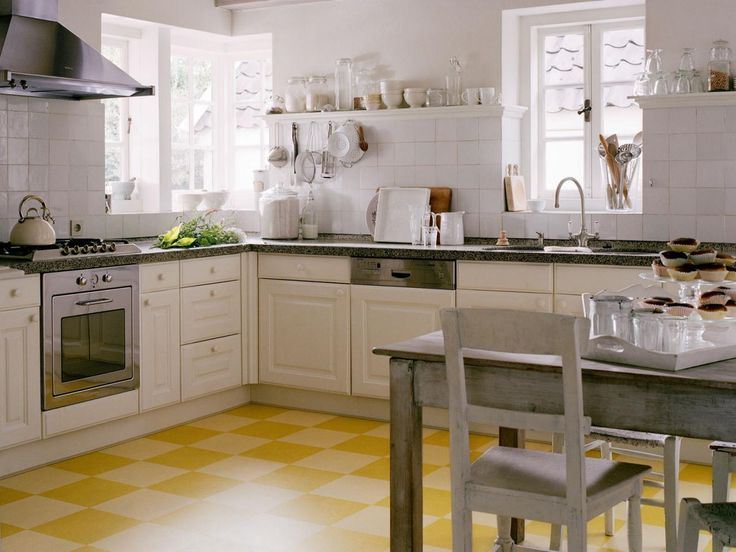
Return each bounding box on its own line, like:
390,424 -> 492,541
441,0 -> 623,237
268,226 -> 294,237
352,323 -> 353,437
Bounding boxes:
181,335 -> 242,400
457,261 -> 553,293
180,281 -> 241,344
0,275 -> 40,310
180,255 -> 240,287
258,254 -> 351,283
554,265 -> 649,295
140,262 -> 180,292
457,289 -> 553,312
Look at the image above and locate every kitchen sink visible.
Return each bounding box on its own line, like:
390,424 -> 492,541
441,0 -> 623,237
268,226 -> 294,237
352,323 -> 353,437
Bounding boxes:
481,245 -> 658,255
482,246 -> 544,252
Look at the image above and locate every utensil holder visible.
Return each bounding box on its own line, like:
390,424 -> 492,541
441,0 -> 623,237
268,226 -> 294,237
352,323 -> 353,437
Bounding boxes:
599,155 -> 640,211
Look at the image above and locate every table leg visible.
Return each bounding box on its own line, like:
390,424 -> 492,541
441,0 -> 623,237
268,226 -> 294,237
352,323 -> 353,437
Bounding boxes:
499,427 -> 526,543
390,358 -> 423,551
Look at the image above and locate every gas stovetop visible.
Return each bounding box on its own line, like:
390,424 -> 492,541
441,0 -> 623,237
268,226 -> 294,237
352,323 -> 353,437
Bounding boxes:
0,239 -> 142,261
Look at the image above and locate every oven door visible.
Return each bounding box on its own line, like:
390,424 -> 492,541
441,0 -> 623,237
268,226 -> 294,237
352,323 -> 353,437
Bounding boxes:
51,287 -> 134,397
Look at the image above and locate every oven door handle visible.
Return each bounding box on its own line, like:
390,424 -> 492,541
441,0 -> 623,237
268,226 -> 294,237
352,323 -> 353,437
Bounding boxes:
75,298 -> 114,307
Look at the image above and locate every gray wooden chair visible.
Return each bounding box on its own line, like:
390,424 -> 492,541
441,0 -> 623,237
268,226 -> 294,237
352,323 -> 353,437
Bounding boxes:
677,498 -> 736,552
711,441 -> 736,552
440,308 -> 650,551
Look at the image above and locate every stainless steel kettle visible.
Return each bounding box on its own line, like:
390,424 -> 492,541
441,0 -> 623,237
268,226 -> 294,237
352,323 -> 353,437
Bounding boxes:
10,195 -> 56,246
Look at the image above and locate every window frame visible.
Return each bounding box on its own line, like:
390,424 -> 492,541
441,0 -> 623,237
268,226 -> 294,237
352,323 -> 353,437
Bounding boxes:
101,35 -> 131,183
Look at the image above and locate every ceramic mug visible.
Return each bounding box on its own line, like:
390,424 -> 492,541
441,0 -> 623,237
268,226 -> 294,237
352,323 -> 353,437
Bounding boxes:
480,87 -> 496,105
461,88 -> 480,105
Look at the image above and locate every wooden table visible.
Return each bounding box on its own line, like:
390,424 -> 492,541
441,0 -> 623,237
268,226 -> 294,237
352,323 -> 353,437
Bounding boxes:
374,331 -> 736,551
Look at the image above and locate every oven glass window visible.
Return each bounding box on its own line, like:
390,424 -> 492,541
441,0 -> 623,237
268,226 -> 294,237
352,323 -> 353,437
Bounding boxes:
60,309 -> 126,382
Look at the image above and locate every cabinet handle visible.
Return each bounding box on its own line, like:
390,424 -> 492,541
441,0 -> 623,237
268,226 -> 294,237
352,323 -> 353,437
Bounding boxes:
143,299 -> 151,307
210,266 -> 217,274
10,288 -> 21,298
209,290 -> 216,297
296,263 -> 305,271
157,273 -> 166,281
210,346 -> 218,354
29,313 -> 38,323
336,289 -> 345,297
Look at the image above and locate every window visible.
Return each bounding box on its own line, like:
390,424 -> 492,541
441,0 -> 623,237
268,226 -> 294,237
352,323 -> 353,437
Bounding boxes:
102,37 -> 130,183
534,19 -> 644,202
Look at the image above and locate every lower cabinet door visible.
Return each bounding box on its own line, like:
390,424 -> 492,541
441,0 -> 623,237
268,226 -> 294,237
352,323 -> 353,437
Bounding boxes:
456,289 -> 553,312
351,285 -> 455,399
181,334 -> 242,400
259,279 -> 350,394
140,289 -> 181,411
0,307 -> 41,449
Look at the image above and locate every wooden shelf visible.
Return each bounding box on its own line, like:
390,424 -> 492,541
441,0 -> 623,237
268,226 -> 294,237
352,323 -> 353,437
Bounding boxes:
260,104 -> 528,124
632,92 -> 736,109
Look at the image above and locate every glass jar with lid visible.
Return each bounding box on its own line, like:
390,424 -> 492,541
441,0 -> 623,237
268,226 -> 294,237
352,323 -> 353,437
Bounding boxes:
306,76 -> 327,112
334,58 -> 353,111
285,77 -> 307,113
708,40 -> 732,92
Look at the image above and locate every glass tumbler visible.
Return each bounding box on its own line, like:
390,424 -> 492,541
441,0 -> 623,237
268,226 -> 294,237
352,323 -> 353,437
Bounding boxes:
660,316 -> 688,353
632,311 -> 662,350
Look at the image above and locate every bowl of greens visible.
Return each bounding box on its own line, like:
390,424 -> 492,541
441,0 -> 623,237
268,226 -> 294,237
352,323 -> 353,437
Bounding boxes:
154,212 -> 244,249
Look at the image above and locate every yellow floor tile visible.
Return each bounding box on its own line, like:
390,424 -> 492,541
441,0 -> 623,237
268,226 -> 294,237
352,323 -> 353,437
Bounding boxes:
334,505 -> 391,537
232,420 -> 305,439
102,437 -> 183,460
0,495 -> 84,528
423,431 -> 494,451
149,472 -> 240,499
423,487 -> 452,517
42,478 -> 138,508
33,509 -> 138,545
312,474 -> 389,504
228,404 -> 289,419
295,449 -> 379,474
147,446 -> 230,470
0,486 -> 30,505
0,523 -> 24,537
423,518 -> 498,551
300,526 -> 389,552
197,455 -> 285,481
253,465 -> 342,493
423,443 -> 451,465
680,463 -> 713,485
316,416 -> 385,434
280,427 -> 355,448
0,529 -> 80,551
241,440 -> 321,463
269,410 -> 336,427
191,432 -> 268,454
0,466 -> 87,494
333,435 -> 390,456
270,493 -> 366,525
95,461 -> 187,487
187,413 -> 256,432
52,452 -> 134,476
352,457 -> 390,480
147,425 -> 220,445
94,488 -> 194,521
205,481 -> 300,511
92,522 -> 203,552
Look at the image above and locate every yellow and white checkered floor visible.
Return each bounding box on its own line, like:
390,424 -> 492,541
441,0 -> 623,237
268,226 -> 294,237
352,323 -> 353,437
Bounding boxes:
0,405 -> 722,551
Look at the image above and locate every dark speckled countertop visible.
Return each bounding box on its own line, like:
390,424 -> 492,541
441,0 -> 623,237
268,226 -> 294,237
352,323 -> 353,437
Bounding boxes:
0,234 -> 679,275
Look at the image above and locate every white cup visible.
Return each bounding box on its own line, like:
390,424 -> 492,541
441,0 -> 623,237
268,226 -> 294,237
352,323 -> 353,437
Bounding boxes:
479,87 -> 496,105
461,87 -> 480,105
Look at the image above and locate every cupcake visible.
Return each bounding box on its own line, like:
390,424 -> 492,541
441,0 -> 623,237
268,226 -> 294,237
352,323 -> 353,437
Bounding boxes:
698,304 -> 728,320
668,237 -> 700,253
717,286 -> 736,301
698,263 -> 728,282
638,297 -> 671,310
667,264 -> 698,281
727,266 -> 736,281
716,252 -> 736,266
660,250 -> 689,268
664,302 -> 695,317
700,290 -> 729,306
690,248 -> 718,265
652,259 -> 670,278
726,300 -> 736,316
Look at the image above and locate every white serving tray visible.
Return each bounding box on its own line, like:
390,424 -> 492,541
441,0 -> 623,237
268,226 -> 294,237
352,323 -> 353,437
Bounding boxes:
373,187 -> 430,243
584,335 -> 736,371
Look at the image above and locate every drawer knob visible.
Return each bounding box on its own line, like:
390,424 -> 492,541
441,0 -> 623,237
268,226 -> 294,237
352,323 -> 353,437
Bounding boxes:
209,290 -> 216,297
336,289 -> 345,297
29,313 -> 38,323
157,273 -> 166,281
210,266 -> 217,274
210,346 -> 218,354
143,299 -> 151,307
296,263 -> 305,271
10,288 -> 21,298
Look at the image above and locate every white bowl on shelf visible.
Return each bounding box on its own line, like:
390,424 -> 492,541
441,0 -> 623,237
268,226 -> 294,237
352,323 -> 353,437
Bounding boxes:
180,192 -> 203,211
380,80 -> 402,93
381,92 -> 404,109
527,199 -> 546,212
202,191 -> 229,210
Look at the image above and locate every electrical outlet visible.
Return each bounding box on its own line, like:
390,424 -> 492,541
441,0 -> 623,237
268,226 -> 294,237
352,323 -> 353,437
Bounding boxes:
70,220 -> 84,237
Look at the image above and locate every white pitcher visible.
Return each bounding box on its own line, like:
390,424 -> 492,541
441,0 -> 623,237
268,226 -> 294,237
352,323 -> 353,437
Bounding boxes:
438,211 -> 465,245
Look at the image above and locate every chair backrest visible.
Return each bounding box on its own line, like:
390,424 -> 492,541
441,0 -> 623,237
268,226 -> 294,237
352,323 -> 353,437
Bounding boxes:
440,308 -> 592,509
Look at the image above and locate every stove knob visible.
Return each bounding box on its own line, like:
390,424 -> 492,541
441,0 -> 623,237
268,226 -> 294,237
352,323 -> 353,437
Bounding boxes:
102,273 -> 113,283
99,243 -> 108,252
60,246 -> 70,256
70,246 -> 80,255
108,243 -> 117,252
76,276 -> 87,286
80,245 -> 89,254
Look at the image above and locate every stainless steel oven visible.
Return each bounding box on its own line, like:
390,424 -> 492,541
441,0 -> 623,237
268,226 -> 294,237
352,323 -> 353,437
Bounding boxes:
43,265 -> 139,410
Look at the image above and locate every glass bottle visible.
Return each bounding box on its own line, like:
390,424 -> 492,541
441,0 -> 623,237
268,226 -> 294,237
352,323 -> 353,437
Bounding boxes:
708,40 -> 732,92
446,57 -> 463,106
334,58 -> 353,111
300,189 -> 318,239
285,77 -> 306,113
306,76 -> 327,112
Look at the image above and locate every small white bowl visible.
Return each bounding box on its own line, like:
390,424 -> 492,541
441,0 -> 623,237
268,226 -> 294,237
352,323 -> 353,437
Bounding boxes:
404,90 -> 426,108
180,192 -> 203,212
381,92 -> 403,109
202,191 -> 229,210
380,80 -> 402,93
527,199 -> 546,213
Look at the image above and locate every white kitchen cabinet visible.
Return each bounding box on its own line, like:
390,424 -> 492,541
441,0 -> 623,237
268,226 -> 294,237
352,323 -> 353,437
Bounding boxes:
0,306 -> 41,449
554,264 -> 649,295
554,294 -> 586,316
259,279 -> 350,394
140,289 -> 181,411
457,289 -> 553,312
181,334 -> 242,400
180,281 -> 241,344
351,285 -> 454,399
458,261 -> 554,293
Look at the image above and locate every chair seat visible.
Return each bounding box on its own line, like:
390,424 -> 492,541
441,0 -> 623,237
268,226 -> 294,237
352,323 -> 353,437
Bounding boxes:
710,441 -> 736,454
470,446 -> 650,500
690,502 -> 736,546
589,426 -> 670,447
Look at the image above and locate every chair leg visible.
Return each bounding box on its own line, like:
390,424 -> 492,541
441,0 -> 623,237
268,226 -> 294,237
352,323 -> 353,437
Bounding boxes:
494,516 -> 514,552
711,450 -> 731,552
676,498 -> 701,552
663,436 -> 682,552
628,492 -> 643,552
451,502 -> 473,552
566,512 -> 588,552
600,440 -> 616,537
549,433 -> 564,550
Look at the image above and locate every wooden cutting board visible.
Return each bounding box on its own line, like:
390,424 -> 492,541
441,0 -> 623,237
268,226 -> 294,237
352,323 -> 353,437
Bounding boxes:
505,175 -> 527,211
375,187 -> 452,213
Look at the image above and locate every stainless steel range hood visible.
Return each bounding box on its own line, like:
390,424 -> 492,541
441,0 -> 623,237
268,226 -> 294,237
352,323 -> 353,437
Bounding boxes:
0,0 -> 154,101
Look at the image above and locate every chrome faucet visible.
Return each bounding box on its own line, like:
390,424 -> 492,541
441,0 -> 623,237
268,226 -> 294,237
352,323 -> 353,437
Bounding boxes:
554,177 -> 599,247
